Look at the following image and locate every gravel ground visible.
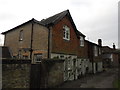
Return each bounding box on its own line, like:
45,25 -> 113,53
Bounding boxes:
58,67 -> 118,88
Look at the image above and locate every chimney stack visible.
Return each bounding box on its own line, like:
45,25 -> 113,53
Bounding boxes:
113,43 -> 116,49
98,39 -> 102,46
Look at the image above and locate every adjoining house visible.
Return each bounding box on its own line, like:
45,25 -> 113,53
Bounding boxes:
102,43 -> 119,68
1,10 -> 104,81
85,39 -> 103,74
2,18 -> 49,60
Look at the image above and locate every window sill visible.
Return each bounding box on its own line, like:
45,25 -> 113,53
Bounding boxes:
19,40 -> 23,41
63,38 -> 70,41
80,45 -> 84,47
35,61 -> 41,63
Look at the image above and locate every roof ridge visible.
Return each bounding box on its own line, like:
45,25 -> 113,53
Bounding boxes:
1,18 -> 43,34
42,10 -> 68,21
40,10 -> 69,25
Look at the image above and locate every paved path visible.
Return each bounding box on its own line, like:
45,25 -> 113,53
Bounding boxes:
58,68 -> 118,88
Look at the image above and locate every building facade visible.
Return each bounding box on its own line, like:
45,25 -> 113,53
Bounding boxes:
102,45 -> 119,67
2,10 -> 103,81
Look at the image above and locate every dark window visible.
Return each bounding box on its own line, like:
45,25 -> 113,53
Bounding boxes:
23,56 -> 28,59
34,54 -> 42,62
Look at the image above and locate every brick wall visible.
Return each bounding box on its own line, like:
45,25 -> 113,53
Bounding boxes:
112,53 -> 119,67
2,59 -> 64,88
51,16 -> 89,58
32,23 -> 48,60
77,40 -> 88,58
46,60 -> 64,87
4,22 -> 32,56
4,22 -> 49,60
51,16 -> 78,55
2,59 -> 31,88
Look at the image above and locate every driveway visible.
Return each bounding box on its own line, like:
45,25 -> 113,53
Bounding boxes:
58,67 -> 118,88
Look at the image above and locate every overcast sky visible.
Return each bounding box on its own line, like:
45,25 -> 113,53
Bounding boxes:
0,0 -> 119,48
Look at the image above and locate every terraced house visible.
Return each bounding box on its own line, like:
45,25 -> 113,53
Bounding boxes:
2,10 -> 103,81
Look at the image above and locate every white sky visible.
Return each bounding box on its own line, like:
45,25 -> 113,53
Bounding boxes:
0,0 -> 119,48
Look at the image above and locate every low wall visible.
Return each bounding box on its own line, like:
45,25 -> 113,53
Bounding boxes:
2,60 -> 31,88
2,59 -> 31,88
2,59 -> 64,88
44,60 -> 64,87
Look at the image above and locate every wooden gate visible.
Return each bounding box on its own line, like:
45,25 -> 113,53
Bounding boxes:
30,64 -> 41,88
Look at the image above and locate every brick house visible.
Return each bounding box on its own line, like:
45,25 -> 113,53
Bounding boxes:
2,10 -> 103,81
2,19 -> 49,60
102,44 -> 119,67
86,39 -> 103,74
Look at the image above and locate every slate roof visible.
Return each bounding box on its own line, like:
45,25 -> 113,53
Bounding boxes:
2,18 -> 43,34
102,46 -> 120,54
40,10 -> 69,26
40,9 -> 85,37
76,30 -> 85,37
2,9 -> 85,37
85,40 -> 101,47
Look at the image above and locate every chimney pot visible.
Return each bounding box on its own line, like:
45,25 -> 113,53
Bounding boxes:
98,39 -> 102,46
113,43 -> 116,49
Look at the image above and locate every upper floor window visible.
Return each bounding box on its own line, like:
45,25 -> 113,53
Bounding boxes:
19,30 -> 23,41
63,25 -> 70,40
80,36 -> 84,47
94,46 -> 98,56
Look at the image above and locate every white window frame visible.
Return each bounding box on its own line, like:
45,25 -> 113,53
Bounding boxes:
80,36 -> 84,47
63,25 -> 70,40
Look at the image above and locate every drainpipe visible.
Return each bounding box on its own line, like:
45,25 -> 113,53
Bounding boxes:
92,46 -> 94,74
30,19 -> 34,60
47,26 -> 51,59
92,59 -> 94,74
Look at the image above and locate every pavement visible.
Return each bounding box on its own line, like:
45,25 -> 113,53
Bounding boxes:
57,67 -> 118,88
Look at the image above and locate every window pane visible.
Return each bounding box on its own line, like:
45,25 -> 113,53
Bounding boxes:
63,25 -> 70,40
80,36 -> 84,46
66,32 -> 69,39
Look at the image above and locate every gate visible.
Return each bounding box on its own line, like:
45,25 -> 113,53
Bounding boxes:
30,64 -> 41,88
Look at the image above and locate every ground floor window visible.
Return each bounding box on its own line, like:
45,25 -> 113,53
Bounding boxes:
34,54 -> 42,62
23,56 -> 28,59
18,50 -> 22,59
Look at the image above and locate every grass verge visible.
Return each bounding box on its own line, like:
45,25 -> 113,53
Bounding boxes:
113,80 -> 120,90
